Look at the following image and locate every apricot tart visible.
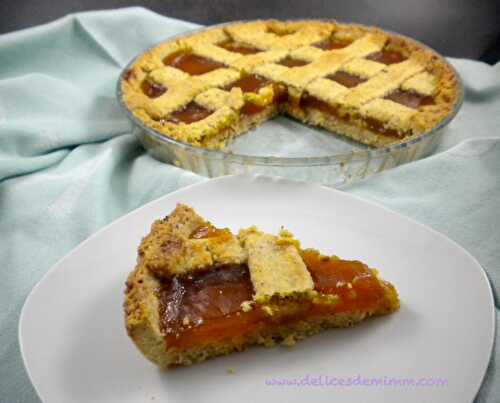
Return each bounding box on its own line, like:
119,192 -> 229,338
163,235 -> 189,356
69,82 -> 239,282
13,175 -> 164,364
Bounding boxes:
124,204 -> 399,368
121,20 -> 460,150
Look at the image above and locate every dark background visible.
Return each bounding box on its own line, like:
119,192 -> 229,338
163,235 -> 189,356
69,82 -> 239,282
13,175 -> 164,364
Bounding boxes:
1,0 -> 500,63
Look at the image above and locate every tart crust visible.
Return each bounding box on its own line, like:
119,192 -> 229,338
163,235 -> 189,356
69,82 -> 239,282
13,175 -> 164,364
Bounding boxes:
122,20 -> 460,149
124,204 -> 400,368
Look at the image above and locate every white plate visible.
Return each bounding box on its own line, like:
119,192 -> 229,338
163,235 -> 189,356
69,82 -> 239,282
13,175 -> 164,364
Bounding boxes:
20,175 -> 494,403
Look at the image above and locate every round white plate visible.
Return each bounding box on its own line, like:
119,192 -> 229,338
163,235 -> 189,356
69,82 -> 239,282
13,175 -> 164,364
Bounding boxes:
20,175 -> 494,403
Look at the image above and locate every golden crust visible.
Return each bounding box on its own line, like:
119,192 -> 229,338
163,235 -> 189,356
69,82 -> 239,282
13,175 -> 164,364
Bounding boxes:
124,204 -> 400,368
239,227 -> 314,302
336,55 -> 425,109
284,102 -> 410,147
139,204 -> 246,278
122,20 -> 460,150
360,99 -> 417,133
194,87 -> 245,111
124,261 -> 171,368
341,58 -> 386,78
305,78 -> 350,104
225,20 -> 333,51
278,33 -> 386,93
171,102 -> 279,150
131,312 -> 376,368
179,27 -> 227,47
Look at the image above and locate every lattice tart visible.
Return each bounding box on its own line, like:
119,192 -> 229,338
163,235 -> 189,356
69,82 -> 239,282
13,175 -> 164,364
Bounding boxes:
124,204 -> 399,368
121,20 -> 460,150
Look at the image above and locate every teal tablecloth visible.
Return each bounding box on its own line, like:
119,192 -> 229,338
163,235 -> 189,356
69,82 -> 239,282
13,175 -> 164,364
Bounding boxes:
1,7 -> 499,403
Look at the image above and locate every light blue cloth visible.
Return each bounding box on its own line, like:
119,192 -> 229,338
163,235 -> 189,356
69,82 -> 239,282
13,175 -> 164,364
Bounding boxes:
0,8 -> 498,402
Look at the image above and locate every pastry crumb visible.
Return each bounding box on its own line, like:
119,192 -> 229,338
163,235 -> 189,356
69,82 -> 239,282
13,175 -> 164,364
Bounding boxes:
241,300 -> 254,312
262,305 -> 274,316
282,334 -> 297,347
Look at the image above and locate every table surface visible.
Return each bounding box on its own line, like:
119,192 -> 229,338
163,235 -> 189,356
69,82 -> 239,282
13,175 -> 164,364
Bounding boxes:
1,0 -> 499,63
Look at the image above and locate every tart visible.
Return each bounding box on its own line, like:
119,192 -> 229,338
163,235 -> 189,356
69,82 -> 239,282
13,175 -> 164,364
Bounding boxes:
121,20 -> 460,150
124,204 -> 399,368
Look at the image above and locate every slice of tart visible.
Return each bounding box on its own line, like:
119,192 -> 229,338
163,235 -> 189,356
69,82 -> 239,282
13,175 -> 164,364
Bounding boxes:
124,204 -> 399,368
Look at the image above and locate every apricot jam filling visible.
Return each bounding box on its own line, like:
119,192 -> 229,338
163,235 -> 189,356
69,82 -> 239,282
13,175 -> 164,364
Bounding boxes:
190,225 -> 229,239
227,74 -> 271,93
124,69 -> 135,81
367,50 -> 406,65
218,40 -> 262,55
159,264 -> 263,349
299,94 -> 413,138
158,250 -> 387,350
226,75 -> 283,116
385,90 -> 434,109
301,250 -> 386,313
163,51 -> 224,75
167,102 -> 213,124
327,71 -> 366,88
300,94 -> 342,117
313,38 -> 351,50
240,103 -> 267,116
278,57 -> 310,67
141,80 -> 167,98
364,118 -> 408,138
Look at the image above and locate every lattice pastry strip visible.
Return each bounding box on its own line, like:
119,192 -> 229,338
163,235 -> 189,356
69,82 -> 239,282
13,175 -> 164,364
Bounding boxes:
230,50 -> 289,73
340,58 -> 386,79
305,79 -> 349,103
179,27 -> 228,47
337,56 -> 425,109
139,42 -> 183,73
160,106 -> 238,145
190,43 -> 242,66
191,41 -> 288,74
148,66 -> 189,87
279,33 -> 387,92
194,68 -> 241,89
289,46 -> 325,63
252,63 -> 290,83
274,25 -> 334,51
194,88 -> 245,111
360,99 -> 417,133
145,68 -> 240,118
226,20 -> 332,51
239,227 -> 314,302
144,87 -> 199,120
401,72 -> 437,96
